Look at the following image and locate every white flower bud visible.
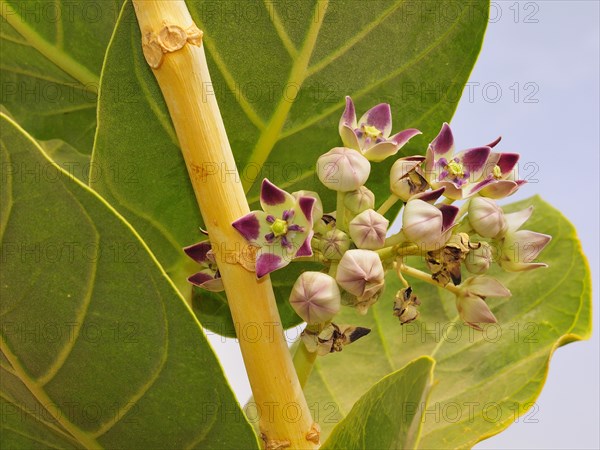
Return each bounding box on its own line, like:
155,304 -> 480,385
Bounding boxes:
317,147 -> 371,192
289,272 -> 341,324
336,249 -> 385,313
320,228 -> 351,260
468,197 -> 506,238
344,186 -> 375,214
348,209 -> 389,250
465,242 -> 492,274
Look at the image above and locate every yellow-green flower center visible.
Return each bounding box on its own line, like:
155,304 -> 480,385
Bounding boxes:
362,124 -> 382,139
493,165 -> 502,179
446,161 -> 465,178
271,218 -> 288,237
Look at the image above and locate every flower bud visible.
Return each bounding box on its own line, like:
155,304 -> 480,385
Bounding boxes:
317,147 -> 371,192
402,200 -> 458,250
348,209 -> 389,250
389,156 -> 428,201
465,241 -> 493,274
289,272 -> 341,324
344,186 -> 375,214
320,228 -> 351,260
336,249 -> 385,314
468,197 -> 506,238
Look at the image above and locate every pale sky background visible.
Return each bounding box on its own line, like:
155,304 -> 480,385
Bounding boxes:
208,1 -> 600,448
455,1 -> 600,449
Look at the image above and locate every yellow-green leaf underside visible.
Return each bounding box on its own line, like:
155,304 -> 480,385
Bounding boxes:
322,356 -> 435,450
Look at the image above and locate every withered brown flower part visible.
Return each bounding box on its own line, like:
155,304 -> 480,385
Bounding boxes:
301,323 -> 371,356
426,233 -> 482,286
393,287 -> 421,324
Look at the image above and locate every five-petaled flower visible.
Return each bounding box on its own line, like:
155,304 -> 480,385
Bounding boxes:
424,123 -> 493,199
479,151 -> 527,199
183,240 -> 224,292
339,96 -> 422,162
232,179 -> 315,278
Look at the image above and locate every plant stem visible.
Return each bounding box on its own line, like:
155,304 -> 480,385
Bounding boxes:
132,2 -> 317,447
292,340 -> 318,389
457,198 -> 472,219
398,264 -> 461,295
384,230 -> 406,247
377,194 -> 400,215
336,191 -> 347,231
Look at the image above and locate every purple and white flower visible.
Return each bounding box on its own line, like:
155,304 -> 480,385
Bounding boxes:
183,240 -> 224,292
232,179 -> 315,278
339,96 -> 422,162
479,152 -> 527,199
424,123 -> 493,200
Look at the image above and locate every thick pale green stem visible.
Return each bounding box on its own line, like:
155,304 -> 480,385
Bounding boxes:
377,194 -> 400,215
384,230 -> 406,247
132,2 -> 318,448
336,191 -> 347,231
399,264 -> 461,295
292,340 -> 318,389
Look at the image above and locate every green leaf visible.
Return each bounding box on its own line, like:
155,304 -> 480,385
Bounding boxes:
322,356 -> 435,450
0,113 -> 259,449
304,196 -> 592,447
90,0 -> 489,334
0,0 -> 123,152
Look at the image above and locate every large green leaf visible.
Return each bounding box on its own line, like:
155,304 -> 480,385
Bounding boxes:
303,196 -> 592,447
0,0 -> 123,153
90,0 -> 489,334
0,113 -> 259,449
322,356 -> 435,450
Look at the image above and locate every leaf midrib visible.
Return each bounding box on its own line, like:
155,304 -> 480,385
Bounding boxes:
241,0 -> 330,193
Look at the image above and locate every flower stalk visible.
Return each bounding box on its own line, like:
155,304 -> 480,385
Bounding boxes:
132,1 -> 317,447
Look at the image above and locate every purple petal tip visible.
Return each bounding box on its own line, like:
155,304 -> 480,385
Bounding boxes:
232,213 -> 261,242
256,253 -> 285,278
183,241 -> 211,264
261,179 -> 287,206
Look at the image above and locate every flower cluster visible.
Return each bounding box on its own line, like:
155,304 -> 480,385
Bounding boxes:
185,97 -> 551,356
